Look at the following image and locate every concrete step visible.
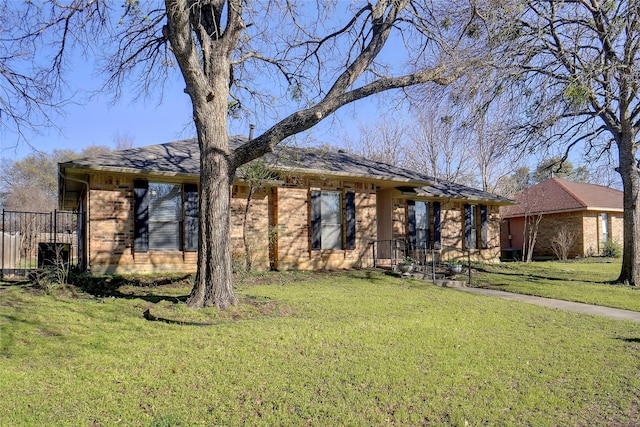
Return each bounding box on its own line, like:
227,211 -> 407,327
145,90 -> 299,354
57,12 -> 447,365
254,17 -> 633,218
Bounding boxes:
433,279 -> 466,288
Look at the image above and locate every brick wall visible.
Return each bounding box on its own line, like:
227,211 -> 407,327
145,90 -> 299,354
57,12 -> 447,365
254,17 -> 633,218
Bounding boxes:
611,213 -> 623,247
503,210 -> 624,259
85,171 -> 502,273
389,199 -> 501,263
230,185 -> 270,270
532,212 -> 583,258
88,174 -> 136,272
276,184 -> 377,270
441,201 -> 463,249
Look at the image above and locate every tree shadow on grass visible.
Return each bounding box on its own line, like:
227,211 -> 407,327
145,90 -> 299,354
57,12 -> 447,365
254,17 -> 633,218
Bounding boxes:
473,265 -> 618,285
68,273 -> 192,304
617,337 -> 640,344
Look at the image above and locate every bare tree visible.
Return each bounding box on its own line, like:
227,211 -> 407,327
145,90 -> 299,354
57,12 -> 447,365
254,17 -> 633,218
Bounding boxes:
495,166 -> 532,197
237,159 -> 275,273
0,1 -> 104,144
1,146 -> 111,212
495,1 -> 640,285
523,212 -> 543,263
550,225 -> 576,261
406,104 -> 477,186
8,0 -> 490,308
113,131 -> 135,150
343,114 -> 408,166
515,182 -> 546,263
468,105 -> 516,193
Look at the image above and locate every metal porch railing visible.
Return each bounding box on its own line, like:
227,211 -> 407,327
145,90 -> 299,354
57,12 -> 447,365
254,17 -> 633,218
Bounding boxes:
372,239 -> 472,284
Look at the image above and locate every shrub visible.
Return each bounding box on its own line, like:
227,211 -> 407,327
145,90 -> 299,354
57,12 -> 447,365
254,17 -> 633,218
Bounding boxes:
31,245 -> 70,293
31,268 -> 65,293
602,240 -> 622,258
550,226 -> 577,261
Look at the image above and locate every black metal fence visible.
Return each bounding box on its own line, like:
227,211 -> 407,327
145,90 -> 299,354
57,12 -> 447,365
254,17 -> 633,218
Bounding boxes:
1,210 -> 83,278
373,240 -> 473,284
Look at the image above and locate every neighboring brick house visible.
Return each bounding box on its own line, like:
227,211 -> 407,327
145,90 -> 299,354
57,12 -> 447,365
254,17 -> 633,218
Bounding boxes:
500,178 -> 623,259
58,137 -> 512,274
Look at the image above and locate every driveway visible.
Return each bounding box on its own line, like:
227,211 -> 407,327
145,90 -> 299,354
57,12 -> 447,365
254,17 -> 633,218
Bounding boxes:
456,287 -> 640,323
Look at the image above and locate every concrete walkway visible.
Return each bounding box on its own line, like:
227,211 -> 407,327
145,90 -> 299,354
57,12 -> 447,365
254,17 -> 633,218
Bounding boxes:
456,287 -> 640,323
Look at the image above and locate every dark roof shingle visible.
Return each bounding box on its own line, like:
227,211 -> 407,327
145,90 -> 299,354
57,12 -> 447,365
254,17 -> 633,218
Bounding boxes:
60,137 -> 511,204
61,137 -> 433,185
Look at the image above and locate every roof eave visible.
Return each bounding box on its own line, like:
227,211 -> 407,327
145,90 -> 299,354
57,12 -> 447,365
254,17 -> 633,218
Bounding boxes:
61,164 -> 200,179
584,206 -> 624,213
502,207 -> 599,218
276,167 -> 432,187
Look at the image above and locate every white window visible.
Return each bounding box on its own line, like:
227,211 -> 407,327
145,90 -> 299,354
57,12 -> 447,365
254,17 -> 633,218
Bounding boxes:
415,201 -> 429,249
148,183 -> 182,251
320,191 -> 342,250
601,213 -> 609,243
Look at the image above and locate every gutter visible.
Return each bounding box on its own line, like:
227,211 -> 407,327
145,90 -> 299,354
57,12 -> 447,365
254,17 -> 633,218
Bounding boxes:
58,166 -> 89,210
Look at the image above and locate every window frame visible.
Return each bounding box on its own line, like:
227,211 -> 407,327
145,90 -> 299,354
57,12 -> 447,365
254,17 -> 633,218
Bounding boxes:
310,189 -> 356,251
133,180 -> 199,253
601,212 -> 609,244
408,200 -> 441,250
464,204 -> 488,250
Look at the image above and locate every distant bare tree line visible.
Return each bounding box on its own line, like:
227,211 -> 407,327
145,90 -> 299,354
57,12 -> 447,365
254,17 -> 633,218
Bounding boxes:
1,134 -> 133,213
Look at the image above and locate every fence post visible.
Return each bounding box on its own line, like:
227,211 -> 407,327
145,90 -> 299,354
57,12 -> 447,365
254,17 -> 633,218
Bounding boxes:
372,241 -> 376,268
1,209 -> 4,279
53,210 -> 57,244
467,249 -> 472,285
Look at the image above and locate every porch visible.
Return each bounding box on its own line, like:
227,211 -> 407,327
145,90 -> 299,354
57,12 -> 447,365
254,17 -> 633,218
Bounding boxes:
372,240 -> 473,285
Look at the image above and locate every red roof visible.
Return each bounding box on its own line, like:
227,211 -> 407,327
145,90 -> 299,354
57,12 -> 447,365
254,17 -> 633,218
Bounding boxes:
501,177 -> 623,218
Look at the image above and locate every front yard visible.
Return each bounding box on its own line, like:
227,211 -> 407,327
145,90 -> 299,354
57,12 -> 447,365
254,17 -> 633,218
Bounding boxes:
1,268 -> 639,426
472,258 -> 640,311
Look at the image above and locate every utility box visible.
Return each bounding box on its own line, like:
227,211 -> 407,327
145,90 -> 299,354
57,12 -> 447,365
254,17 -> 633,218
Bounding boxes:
500,248 -> 522,262
38,243 -> 71,268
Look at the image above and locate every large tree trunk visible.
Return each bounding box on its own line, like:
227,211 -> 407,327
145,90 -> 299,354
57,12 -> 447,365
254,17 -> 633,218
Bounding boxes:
185,71 -> 239,309
164,0 -> 243,309
187,147 -> 238,309
616,132 -> 640,286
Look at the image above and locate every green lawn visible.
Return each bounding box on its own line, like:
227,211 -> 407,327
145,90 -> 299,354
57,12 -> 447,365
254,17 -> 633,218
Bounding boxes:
473,259 -> 640,311
1,270 -> 640,426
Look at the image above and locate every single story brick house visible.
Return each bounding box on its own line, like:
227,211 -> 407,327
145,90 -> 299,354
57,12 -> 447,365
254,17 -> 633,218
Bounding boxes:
500,177 -> 623,259
58,137 -> 512,274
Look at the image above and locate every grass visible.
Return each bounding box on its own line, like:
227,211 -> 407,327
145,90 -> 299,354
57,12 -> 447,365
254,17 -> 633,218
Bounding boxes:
1,269 -> 640,426
472,258 -> 640,312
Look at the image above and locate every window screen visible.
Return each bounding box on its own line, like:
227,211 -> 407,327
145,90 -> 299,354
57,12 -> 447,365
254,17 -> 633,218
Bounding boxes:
148,183 -> 182,251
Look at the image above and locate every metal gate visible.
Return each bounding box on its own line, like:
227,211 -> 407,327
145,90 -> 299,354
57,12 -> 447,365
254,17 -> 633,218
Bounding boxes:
1,210 -> 84,278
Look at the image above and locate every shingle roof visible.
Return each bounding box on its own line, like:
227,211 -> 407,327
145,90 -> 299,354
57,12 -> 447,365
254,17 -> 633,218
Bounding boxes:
59,136 -> 511,205
60,137 -> 433,186
501,177 -> 623,217
415,179 -> 513,204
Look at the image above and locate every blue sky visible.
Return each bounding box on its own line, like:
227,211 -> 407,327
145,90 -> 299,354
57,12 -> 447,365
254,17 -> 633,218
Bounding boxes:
0,2 -> 394,160
0,53 -> 386,161
0,2 -> 613,188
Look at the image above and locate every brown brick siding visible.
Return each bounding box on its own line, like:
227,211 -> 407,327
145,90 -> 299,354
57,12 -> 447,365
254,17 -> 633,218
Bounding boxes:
501,210 -> 624,259
230,185 -> 270,270
276,186 -> 377,270
85,171 -> 502,274
88,174 -> 136,272
86,172 -> 379,273
390,199 -> 501,263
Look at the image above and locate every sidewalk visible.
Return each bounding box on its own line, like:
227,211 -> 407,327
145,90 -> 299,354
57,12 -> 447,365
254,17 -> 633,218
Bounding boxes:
456,287 -> 640,323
